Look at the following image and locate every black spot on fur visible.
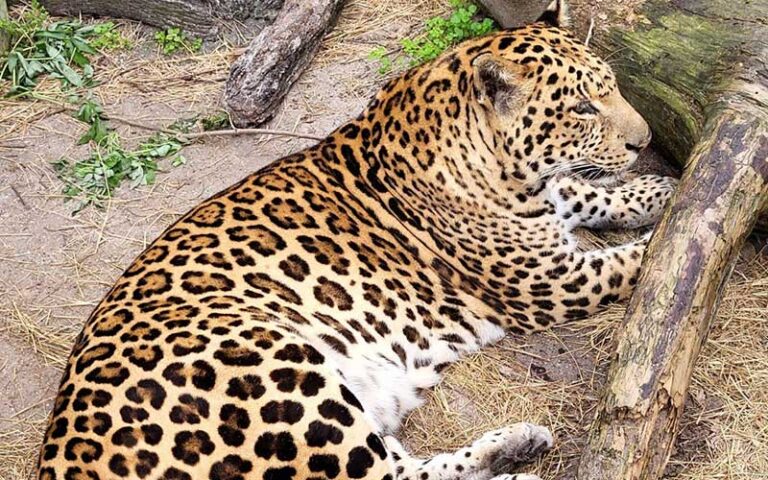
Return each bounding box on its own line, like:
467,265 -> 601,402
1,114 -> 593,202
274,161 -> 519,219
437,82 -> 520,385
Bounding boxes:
254,432 -> 297,461
218,404 -> 251,446
172,430 -> 215,466
209,454 -> 253,480
304,420 -> 344,447
260,400 -> 305,424
367,433 -> 388,460
346,447 -> 375,479
340,384 -> 365,411
309,454 -> 341,478
263,467 -> 297,480
318,399 -> 354,426
225,375 -> 266,400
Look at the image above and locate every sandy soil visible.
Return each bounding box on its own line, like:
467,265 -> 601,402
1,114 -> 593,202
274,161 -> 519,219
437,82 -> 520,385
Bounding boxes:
1,1 -> 766,479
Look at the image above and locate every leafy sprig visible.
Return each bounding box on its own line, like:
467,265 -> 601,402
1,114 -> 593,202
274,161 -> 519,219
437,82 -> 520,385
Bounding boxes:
370,0 -> 495,74
0,1 -> 131,96
54,98 -> 187,214
154,27 -> 202,55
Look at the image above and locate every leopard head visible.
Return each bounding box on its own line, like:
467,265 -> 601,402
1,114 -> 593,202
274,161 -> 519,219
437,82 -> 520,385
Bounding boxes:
471,0 -> 651,184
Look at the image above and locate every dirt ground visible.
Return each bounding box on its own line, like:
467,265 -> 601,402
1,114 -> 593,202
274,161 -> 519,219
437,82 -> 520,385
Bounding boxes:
1,1 -> 767,479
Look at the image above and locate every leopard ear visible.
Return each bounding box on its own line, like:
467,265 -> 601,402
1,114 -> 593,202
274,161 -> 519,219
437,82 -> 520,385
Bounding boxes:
537,0 -> 571,28
472,53 -> 530,115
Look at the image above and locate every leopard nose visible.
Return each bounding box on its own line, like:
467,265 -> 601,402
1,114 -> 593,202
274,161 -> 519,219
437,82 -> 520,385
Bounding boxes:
626,126 -> 652,152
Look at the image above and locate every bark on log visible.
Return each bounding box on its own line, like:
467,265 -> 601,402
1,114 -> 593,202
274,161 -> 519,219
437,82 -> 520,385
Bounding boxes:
27,0 -> 284,36
576,102 -> 768,480
574,4 -> 768,477
479,1 -> 768,478
224,0 -> 344,126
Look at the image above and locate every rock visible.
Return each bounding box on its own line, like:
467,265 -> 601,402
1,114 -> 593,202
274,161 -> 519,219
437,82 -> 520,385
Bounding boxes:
476,0 -> 551,28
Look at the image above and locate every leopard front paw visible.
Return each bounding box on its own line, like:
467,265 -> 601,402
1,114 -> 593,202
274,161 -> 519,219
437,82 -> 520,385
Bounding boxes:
621,174 -> 679,227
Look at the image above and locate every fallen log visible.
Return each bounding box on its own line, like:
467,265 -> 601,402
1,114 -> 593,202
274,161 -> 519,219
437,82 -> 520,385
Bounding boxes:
26,0 -> 282,36
576,102 -> 768,480
575,2 -> 768,477
224,0 -> 344,126
597,1 -> 768,233
479,1 -> 768,478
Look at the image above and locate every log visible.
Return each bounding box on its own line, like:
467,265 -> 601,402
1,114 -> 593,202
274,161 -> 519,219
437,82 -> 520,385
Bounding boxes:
595,0 -> 768,232
224,0 -> 344,126
595,1 -> 766,165
25,0 -> 283,36
478,1 -> 768,478
575,3 -> 768,477
576,103 -> 768,480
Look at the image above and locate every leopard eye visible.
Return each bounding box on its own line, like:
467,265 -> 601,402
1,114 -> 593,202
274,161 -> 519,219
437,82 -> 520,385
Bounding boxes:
571,100 -> 599,115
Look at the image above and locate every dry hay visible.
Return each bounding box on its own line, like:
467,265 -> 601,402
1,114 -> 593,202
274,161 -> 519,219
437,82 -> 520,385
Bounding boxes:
0,416 -> 48,480
0,302 -> 78,368
318,0 -> 452,65
402,255 -> 768,479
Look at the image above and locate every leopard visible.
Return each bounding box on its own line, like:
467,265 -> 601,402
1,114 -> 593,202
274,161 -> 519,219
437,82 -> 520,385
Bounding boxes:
36,2 -> 678,480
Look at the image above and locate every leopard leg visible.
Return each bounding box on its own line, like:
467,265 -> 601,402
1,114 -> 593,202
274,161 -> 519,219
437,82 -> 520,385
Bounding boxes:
551,237 -> 648,321
384,423 -> 553,480
551,174 -> 677,229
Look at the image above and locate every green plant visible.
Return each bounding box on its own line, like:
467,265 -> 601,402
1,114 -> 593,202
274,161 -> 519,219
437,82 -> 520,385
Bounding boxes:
54,99 -> 187,213
154,27 -> 202,55
74,97 -> 109,144
89,22 -> 132,51
200,110 -> 231,131
0,1 -> 129,95
367,46 -> 394,74
370,0 -> 495,73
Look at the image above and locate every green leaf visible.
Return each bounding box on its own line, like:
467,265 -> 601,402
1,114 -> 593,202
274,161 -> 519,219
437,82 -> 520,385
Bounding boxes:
17,53 -> 31,76
71,51 -> 90,68
0,3 -> 104,95
149,143 -> 172,157
171,155 -> 186,167
54,109 -> 190,213
6,52 -> 19,73
35,30 -> 67,40
71,36 -> 96,55
57,62 -> 82,87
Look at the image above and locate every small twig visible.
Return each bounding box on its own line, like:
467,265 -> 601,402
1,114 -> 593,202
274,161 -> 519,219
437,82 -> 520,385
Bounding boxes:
104,115 -> 324,142
101,114 -> 167,133
19,96 -> 325,142
180,128 -> 324,142
585,17 -> 595,47
126,67 -> 222,84
10,184 -> 29,209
